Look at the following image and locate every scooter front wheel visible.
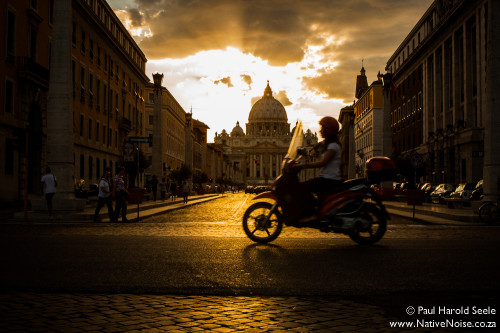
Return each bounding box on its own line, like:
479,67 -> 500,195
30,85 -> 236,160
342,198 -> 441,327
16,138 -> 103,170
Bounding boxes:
348,203 -> 387,245
243,202 -> 283,243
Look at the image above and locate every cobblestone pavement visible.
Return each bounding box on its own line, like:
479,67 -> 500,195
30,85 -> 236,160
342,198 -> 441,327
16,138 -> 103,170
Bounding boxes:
1,193 -> 497,332
2,293 -> 470,333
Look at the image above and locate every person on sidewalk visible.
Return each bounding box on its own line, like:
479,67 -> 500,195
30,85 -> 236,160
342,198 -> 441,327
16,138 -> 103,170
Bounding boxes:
159,177 -> 167,201
40,167 -> 57,220
182,181 -> 190,204
170,181 -> 177,201
151,175 -> 159,201
93,168 -> 114,222
113,166 -> 129,223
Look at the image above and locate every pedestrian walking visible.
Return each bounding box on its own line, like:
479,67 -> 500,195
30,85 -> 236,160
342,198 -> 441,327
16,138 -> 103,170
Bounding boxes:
182,181 -> 190,204
151,175 -> 159,201
40,167 -> 57,220
93,168 -> 114,222
159,177 -> 167,201
170,181 -> 177,201
113,166 -> 129,223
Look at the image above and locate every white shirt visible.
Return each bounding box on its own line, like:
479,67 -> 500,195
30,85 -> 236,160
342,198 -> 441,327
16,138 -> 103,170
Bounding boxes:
41,174 -> 57,194
98,178 -> 111,198
319,142 -> 341,181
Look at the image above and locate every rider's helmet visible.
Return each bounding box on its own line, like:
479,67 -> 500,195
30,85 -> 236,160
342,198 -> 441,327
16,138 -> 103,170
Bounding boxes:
319,116 -> 339,137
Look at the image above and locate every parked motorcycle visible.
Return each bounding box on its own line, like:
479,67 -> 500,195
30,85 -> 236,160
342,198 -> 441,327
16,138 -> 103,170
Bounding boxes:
242,121 -> 396,245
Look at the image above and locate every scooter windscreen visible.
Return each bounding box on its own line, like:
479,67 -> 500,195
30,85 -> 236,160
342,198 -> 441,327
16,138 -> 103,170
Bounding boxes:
285,121 -> 304,161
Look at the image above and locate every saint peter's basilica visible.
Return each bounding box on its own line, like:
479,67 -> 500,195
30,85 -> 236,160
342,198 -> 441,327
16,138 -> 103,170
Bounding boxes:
214,82 -> 318,185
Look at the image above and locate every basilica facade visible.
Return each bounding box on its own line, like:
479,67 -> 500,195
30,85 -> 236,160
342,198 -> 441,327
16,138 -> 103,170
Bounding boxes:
214,82 -> 318,185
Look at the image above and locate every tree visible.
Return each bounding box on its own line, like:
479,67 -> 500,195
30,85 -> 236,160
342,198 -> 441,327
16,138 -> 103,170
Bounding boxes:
170,163 -> 192,183
122,149 -> 151,188
193,172 -> 209,186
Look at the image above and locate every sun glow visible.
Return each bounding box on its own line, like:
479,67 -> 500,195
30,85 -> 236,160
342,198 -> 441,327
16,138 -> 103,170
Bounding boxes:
147,46 -> 346,141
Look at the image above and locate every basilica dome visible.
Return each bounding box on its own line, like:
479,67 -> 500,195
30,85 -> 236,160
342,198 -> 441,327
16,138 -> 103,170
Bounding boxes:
231,121 -> 245,137
248,82 -> 288,123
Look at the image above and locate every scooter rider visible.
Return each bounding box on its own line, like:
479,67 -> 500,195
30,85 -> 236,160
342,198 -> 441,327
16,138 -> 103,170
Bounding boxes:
294,116 -> 343,195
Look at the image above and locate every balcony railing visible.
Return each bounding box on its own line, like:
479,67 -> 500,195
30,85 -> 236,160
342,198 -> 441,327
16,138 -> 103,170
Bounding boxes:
17,57 -> 49,88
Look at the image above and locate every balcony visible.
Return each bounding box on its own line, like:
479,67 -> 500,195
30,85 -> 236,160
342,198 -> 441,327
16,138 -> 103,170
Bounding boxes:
16,57 -> 49,89
119,117 -> 131,132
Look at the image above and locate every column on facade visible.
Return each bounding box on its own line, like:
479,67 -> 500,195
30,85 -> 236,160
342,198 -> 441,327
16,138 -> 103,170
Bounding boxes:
46,0 -> 84,209
269,154 -> 272,179
259,154 -> 263,179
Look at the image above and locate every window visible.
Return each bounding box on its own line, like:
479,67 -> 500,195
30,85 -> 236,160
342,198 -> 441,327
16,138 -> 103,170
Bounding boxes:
89,72 -> 94,106
5,139 -> 14,175
7,10 -> 16,57
80,154 -> 85,178
49,0 -> 54,24
81,30 -> 86,54
5,80 -> 14,113
29,26 -> 38,60
88,118 -> 92,139
96,122 -> 100,142
96,158 -> 100,179
103,125 -> 106,145
80,115 -> 84,136
89,39 -> 94,61
103,84 -> 107,112
89,156 -> 93,180
96,79 -> 100,109
80,65 -> 85,102
149,115 -> 154,125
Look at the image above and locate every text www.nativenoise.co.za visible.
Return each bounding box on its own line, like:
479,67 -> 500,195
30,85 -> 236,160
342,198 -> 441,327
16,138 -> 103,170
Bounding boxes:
389,319 -> 497,329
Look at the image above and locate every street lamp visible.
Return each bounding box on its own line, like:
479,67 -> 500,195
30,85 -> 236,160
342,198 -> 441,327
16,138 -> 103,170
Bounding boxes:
134,90 -> 143,133
153,72 -> 163,93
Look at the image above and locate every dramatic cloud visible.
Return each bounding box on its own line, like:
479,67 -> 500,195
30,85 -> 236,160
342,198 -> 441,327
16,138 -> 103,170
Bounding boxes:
214,77 -> 234,88
275,90 -> 292,107
109,0 -> 432,102
108,0 -> 433,137
240,74 -> 253,87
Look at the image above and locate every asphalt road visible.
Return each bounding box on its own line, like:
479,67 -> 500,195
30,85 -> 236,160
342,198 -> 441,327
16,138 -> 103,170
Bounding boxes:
1,192 -> 499,298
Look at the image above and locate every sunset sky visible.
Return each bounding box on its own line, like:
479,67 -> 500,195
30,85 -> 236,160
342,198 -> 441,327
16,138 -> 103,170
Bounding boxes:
108,0 -> 433,141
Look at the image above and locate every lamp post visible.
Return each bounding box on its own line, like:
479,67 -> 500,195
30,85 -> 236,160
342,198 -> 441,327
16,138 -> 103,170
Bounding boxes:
185,110 -> 193,186
152,72 -> 163,178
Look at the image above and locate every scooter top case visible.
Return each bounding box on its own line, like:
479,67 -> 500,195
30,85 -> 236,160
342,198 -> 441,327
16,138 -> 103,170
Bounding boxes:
365,156 -> 397,184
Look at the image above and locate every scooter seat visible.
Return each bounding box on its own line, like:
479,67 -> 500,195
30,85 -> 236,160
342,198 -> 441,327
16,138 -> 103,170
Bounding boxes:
323,178 -> 368,195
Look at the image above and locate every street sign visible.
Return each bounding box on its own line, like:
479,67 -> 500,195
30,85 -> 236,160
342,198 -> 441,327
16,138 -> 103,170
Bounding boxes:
123,142 -> 135,162
128,136 -> 150,143
410,153 -> 424,168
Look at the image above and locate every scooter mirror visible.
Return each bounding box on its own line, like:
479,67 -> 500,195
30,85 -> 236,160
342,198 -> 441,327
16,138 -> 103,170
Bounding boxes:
297,146 -> 309,156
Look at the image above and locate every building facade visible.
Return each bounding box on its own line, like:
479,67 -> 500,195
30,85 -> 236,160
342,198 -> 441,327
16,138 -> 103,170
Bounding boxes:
386,0 -> 492,186
353,68 -> 385,177
72,0 -> 148,188
144,83 -> 186,178
0,0 -> 149,205
214,82 -> 318,185
1,0 -> 52,203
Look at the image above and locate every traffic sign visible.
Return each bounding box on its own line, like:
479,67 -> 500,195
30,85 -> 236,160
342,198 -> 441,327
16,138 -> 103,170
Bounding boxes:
128,136 -> 150,143
123,142 -> 135,162
410,153 -> 424,168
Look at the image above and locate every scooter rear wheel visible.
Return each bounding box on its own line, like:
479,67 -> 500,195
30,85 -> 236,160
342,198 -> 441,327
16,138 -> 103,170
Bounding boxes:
348,203 -> 387,245
243,202 -> 283,243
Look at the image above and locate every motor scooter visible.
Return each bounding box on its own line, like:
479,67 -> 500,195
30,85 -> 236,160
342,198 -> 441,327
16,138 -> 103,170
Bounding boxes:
242,121 -> 397,245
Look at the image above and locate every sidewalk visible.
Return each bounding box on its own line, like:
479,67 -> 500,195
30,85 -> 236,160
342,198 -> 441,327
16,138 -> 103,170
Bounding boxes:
384,200 -> 481,225
10,193 -> 226,223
